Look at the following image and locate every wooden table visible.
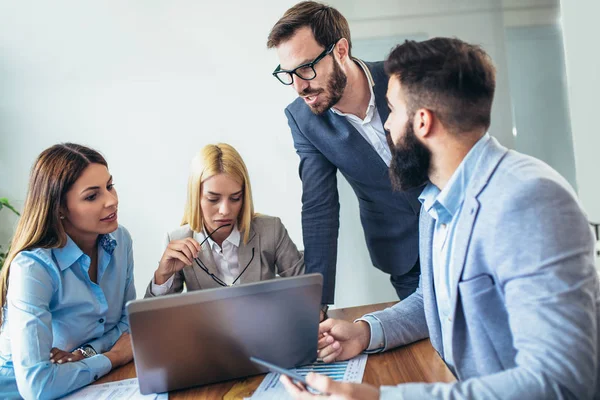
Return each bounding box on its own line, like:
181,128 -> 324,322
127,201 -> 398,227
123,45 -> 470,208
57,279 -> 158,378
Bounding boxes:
95,302 -> 455,399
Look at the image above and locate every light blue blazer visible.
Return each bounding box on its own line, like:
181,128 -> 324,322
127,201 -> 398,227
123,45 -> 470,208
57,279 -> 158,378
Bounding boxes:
371,137 -> 600,399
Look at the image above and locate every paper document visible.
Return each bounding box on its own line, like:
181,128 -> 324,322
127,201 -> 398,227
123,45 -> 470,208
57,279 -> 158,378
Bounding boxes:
247,354 -> 368,400
60,378 -> 168,400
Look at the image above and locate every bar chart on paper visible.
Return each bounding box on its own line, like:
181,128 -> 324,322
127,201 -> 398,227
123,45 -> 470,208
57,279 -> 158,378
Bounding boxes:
247,354 -> 368,400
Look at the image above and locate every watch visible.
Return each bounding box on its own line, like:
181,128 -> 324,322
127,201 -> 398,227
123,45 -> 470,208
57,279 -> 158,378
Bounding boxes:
77,345 -> 97,358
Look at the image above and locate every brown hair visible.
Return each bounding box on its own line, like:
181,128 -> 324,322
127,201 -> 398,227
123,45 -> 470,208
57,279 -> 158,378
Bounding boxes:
181,143 -> 255,244
0,143 -> 108,325
267,1 -> 351,57
385,37 -> 496,133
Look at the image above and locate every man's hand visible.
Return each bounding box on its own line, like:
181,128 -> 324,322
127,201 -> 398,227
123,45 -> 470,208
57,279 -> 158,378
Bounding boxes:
317,319 -> 371,363
49,348 -> 85,364
280,372 -> 380,400
104,332 -> 133,369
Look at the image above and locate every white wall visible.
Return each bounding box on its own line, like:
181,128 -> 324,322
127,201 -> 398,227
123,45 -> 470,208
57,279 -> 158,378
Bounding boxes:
561,0 -> 600,220
504,25 -> 576,189
561,0 -> 600,266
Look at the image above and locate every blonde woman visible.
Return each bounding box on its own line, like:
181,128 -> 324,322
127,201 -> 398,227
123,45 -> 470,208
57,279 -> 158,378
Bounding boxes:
0,144 -> 135,399
146,143 -> 304,297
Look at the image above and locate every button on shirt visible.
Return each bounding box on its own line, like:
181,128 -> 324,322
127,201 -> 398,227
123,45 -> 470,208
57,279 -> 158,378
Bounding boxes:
331,59 -> 391,166
0,226 -> 136,399
152,226 -> 242,294
359,134 -> 491,367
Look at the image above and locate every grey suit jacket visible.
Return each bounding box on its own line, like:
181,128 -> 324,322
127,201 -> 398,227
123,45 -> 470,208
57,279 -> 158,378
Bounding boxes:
370,137 -> 600,399
144,215 -> 304,297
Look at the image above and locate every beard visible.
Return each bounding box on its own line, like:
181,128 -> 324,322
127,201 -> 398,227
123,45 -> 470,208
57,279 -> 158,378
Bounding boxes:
302,59 -> 347,115
387,120 -> 431,191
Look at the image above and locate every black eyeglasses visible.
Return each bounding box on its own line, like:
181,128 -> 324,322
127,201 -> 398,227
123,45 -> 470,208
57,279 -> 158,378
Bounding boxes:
273,41 -> 337,85
193,224 -> 256,287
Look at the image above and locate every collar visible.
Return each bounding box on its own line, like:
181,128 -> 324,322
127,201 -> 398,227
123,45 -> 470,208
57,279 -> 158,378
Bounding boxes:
52,232 -> 117,271
98,233 -> 117,255
353,58 -> 375,87
330,58 -> 376,121
204,225 -> 241,250
419,133 -> 491,224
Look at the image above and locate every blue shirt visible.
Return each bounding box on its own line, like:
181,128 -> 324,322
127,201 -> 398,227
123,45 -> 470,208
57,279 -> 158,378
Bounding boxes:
0,225 -> 136,399
361,134 -> 490,367
418,133 -> 490,372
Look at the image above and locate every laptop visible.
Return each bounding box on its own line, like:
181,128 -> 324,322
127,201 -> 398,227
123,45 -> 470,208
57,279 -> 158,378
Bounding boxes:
126,273 -> 322,394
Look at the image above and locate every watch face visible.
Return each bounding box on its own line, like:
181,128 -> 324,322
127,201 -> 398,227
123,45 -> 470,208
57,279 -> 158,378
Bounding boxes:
82,346 -> 97,358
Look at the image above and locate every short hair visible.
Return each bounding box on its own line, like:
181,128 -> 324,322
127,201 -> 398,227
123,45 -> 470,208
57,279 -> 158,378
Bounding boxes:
182,143 -> 255,244
267,1 -> 351,57
385,37 -> 496,133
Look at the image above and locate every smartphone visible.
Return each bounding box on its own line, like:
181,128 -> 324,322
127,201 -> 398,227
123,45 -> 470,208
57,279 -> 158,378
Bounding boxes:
249,356 -> 323,394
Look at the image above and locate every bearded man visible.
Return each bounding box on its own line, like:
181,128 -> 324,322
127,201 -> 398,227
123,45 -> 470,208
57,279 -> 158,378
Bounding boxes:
267,2 -> 422,313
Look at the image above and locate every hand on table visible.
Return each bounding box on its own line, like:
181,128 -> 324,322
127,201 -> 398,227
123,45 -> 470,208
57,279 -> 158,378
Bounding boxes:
317,319 -> 371,363
104,332 -> 133,369
280,373 -> 380,400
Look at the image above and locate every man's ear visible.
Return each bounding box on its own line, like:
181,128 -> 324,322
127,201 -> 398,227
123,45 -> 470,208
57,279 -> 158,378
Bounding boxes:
414,108 -> 434,139
335,38 -> 350,64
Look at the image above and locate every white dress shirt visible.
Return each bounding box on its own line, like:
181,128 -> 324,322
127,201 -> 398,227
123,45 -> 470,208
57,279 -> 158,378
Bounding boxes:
151,226 -> 241,295
330,59 -> 391,166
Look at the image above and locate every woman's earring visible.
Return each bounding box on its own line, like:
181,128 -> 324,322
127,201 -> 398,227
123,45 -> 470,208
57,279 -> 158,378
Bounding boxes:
60,215 -> 65,220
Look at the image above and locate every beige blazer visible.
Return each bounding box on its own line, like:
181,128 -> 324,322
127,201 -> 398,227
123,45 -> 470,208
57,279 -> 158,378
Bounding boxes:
145,215 -> 304,297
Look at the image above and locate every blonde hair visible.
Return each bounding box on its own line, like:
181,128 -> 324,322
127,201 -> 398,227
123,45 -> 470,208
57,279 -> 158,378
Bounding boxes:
0,143 -> 108,326
181,143 -> 255,244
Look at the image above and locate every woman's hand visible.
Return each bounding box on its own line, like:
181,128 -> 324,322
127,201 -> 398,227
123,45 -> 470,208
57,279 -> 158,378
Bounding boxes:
104,332 -> 133,369
155,238 -> 201,285
49,347 -> 85,364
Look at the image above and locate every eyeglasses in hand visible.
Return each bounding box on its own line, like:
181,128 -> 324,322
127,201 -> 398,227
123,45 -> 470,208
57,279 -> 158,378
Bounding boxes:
193,224 -> 255,287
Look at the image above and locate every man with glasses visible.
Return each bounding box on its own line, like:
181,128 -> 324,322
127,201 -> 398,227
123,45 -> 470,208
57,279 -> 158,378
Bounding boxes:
267,1 -> 422,313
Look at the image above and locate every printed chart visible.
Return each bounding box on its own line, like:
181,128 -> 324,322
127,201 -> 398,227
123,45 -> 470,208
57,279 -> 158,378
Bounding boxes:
248,354 -> 368,399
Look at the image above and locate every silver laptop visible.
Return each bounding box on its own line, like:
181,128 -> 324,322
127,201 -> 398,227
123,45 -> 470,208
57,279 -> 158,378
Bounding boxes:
126,273 -> 322,394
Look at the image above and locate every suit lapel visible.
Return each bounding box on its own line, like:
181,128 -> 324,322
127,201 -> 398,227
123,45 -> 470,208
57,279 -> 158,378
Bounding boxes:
420,208 -> 443,354
448,197 -> 480,316
238,225 -> 260,285
449,137 -> 509,317
329,114 -> 387,173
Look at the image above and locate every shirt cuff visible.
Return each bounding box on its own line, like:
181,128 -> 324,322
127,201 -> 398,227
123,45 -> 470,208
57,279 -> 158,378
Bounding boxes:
151,274 -> 175,296
355,314 -> 386,353
83,354 -> 113,381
